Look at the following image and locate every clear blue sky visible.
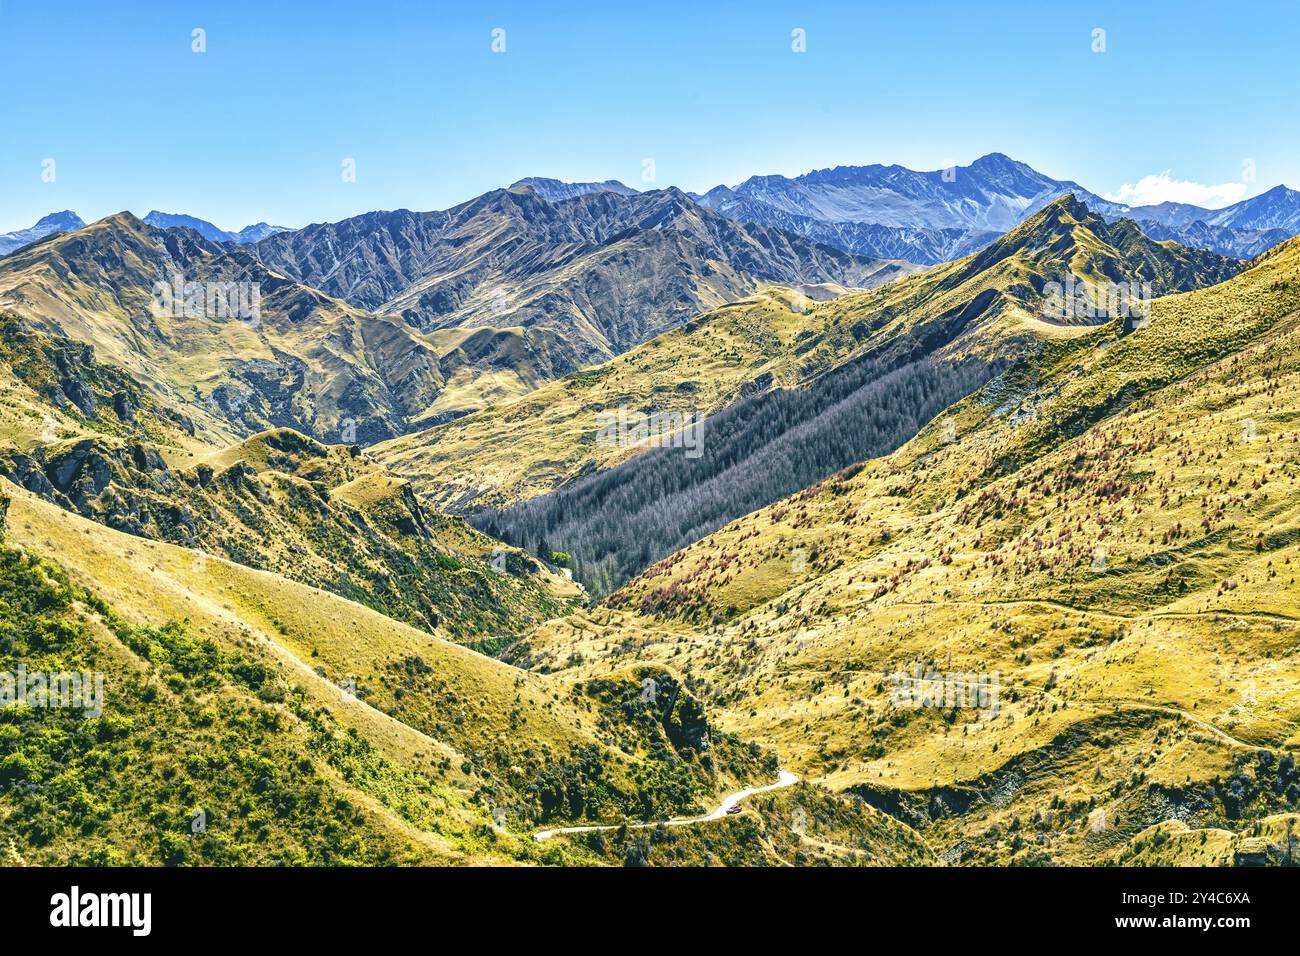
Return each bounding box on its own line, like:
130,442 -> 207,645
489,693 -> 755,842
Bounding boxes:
2,0 -> 1296,232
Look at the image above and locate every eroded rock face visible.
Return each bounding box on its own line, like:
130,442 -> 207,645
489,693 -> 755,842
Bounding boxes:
4,434 -> 305,549
112,392 -> 136,423
0,453 -> 63,503
0,438 -> 191,541
50,440 -> 104,493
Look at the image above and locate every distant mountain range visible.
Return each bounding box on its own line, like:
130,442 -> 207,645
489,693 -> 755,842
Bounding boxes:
0,210 -> 288,256
250,184 -> 917,410
9,153 -> 1290,432
693,154 -> 1117,263
1117,184 -> 1300,258
482,156 -> 1300,264
9,154 -> 1298,270
694,153 -> 1300,262
700,153 -> 1120,231
141,211 -> 291,244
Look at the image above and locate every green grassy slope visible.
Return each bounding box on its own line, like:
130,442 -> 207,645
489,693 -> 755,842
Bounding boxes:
0,310 -> 582,644
0,484 -> 799,863
2,425 -> 580,644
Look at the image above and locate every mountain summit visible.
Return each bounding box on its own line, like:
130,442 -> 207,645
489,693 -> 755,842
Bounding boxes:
0,210 -> 86,256
696,154 -> 1125,264
509,177 -> 639,201
143,211 -> 291,244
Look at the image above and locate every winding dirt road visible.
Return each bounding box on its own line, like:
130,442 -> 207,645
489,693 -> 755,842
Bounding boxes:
534,770 -> 799,841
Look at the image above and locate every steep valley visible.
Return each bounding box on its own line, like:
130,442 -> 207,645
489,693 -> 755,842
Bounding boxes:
516,233 -> 1300,864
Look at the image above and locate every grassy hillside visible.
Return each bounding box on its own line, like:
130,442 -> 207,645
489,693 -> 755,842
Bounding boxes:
0,538 -> 467,865
1,425 -> 579,645
0,214 -> 475,444
372,286 -> 860,511
518,234 -> 1300,864
0,309 -> 581,643
0,197 -> 1280,868
456,198 -> 1243,596
0,484 -> 798,864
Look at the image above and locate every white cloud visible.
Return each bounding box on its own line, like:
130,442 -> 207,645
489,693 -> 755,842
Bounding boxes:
1102,171 -> 1247,209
